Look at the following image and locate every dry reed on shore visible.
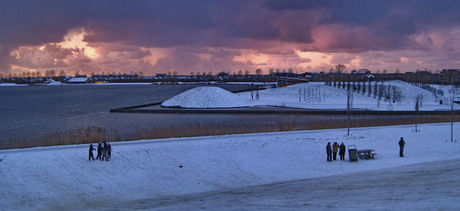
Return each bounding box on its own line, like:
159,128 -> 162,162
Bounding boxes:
1,115 -> 459,150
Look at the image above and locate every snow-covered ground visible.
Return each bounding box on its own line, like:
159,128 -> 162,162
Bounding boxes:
1,124 -> 459,210
1,81 -> 460,210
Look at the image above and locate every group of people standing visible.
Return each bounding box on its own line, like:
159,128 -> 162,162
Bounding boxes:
326,142 -> 346,162
326,137 -> 406,162
89,142 -> 111,161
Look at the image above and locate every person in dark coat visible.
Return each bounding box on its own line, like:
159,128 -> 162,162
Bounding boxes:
326,142 -> 332,162
339,142 -> 346,160
101,142 -> 109,161
107,143 -> 112,159
332,142 -> 340,160
96,142 -> 103,160
399,137 -> 405,157
88,144 -> 95,161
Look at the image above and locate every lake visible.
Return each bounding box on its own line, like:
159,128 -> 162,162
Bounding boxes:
0,84 -> 288,141
0,84 -> 434,148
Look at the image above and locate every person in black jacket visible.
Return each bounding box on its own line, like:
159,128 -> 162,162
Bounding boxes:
107,143 -> 112,159
399,137 -> 405,157
96,142 -> 103,160
88,144 -> 95,161
339,142 -> 346,160
326,142 -> 332,162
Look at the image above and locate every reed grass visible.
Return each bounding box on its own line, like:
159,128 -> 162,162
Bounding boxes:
1,115 -> 460,150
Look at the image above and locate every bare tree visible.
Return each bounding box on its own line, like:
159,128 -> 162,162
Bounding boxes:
255,68 -> 262,75
51,70 -> 56,77
335,64 -> 346,73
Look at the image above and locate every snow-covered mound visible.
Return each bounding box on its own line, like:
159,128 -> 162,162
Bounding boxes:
234,81 -> 450,111
162,81 -> 456,111
161,86 -> 254,108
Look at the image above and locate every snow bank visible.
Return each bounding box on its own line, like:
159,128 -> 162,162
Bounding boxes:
0,83 -> 27,86
161,86 -> 254,108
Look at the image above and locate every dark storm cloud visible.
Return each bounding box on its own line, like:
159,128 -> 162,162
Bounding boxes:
1,0 -> 460,73
2,0 -> 460,48
265,0 -> 389,26
264,0 -> 460,51
264,0 -> 460,26
0,0 -> 214,48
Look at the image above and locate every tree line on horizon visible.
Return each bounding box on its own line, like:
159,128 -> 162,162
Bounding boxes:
0,64 -> 444,79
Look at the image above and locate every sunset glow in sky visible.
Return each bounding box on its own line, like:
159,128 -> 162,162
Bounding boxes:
1,0 -> 460,76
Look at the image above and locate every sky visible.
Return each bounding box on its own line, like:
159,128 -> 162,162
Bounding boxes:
1,0 -> 460,77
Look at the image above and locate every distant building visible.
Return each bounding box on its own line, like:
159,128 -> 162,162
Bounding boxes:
441,69 -> 460,84
67,77 -> 90,84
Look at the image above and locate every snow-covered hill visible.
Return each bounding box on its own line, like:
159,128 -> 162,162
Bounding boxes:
162,81 -> 457,111
162,86 -> 253,108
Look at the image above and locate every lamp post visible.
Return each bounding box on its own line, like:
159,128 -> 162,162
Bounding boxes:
450,87 -> 457,142
347,88 -> 353,135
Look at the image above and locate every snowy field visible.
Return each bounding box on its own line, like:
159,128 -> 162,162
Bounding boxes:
1,124 -> 459,210
1,81 -> 460,210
